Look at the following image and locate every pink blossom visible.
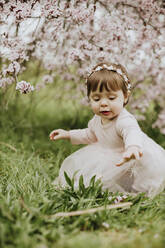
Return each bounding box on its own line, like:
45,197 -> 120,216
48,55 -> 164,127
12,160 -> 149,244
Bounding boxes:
114,195 -> 127,204
69,49 -> 85,63
0,0 -> 165,132
3,61 -> 21,75
35,83 -> 46,91
42,75 -> 54,84
66,6 -> 94,24
0,78 -> 7,88
16,81 -> 34,94
0,77 -> 15,88
41,2 -> 62,19
2,1 -> 33,23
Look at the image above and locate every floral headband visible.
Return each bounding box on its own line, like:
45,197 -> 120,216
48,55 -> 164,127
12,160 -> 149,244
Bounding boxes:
89,64 -> 131,91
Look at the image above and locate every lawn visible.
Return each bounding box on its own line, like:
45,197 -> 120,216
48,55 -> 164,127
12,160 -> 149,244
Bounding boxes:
0,84 -> 165,248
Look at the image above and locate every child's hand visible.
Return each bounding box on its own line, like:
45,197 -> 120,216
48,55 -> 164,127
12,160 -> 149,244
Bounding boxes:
116,146 -> 143,167
49,129 -> 70,141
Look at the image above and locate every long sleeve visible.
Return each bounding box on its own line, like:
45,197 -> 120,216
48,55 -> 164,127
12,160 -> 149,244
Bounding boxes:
69,117 -> 97,145
116,113 -> 143,150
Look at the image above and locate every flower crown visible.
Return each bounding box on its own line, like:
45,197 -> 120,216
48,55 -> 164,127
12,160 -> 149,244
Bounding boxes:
90,64 -> 131,91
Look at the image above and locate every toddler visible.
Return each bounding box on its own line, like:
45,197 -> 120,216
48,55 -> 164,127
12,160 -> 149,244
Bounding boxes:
50,62 -> 165,197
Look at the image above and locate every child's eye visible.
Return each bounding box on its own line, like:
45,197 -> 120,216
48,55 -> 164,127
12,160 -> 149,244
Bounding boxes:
109,97 -> 116,100
93,97 -> 100,101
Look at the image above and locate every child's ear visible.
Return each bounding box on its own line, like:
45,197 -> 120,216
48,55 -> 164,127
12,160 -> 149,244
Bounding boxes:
124,91 -> 130,104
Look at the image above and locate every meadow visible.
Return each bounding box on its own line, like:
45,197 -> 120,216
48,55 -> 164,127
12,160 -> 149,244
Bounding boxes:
0,76 -> 165,248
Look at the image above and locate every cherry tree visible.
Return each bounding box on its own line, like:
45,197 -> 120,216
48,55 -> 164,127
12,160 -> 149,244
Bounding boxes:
0,0 -> 165,132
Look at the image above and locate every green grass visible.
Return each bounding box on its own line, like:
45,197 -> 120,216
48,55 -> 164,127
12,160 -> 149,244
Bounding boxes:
0,86 -> 165,248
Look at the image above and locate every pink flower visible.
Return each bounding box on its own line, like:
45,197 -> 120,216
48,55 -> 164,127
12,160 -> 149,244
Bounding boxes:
16,81 -> 34,94
42,75 -> 54,84
114,195 -> 127,203
0,0 -> 165,133
0,77 -> 15,88
4,61 -> 21,75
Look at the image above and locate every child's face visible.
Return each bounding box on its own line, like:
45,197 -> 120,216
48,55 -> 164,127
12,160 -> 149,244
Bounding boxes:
89,87 -> 128,124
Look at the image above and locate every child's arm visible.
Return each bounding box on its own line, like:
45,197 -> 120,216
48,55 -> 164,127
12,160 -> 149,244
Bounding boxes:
49,118 -> 97,144
116,115 -> 143,166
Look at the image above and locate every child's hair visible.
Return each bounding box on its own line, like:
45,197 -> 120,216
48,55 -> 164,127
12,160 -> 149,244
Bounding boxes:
86,62 -> 131,105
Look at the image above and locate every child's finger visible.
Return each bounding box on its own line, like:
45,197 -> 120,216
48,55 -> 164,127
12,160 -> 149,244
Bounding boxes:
49,133 -> 54,139
134,151 -> 140,160
53,134 -> 60,140
123,151 -> 132,159
116,152 -> 131,166
116,159 -> 124,166
116,157 -> 129,166
49,133 -> 55,140
139,151 -> 143,157
132,151 -> 143,160
49,133 -> 53,140
116,149 -> 143,167
49,131 -> 55,137
50,135 -> 56,140
116,153 -> 136,166
123,150 -> 134,160
49,130 -> 59,140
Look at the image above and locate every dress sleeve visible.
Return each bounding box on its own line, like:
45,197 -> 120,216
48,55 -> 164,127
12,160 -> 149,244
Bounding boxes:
69,117 -> 98,145
116,114 -> 143,150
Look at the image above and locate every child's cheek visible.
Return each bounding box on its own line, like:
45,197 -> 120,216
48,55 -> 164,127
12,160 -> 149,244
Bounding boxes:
114,101 -> 124,113
92,103 -> 99,114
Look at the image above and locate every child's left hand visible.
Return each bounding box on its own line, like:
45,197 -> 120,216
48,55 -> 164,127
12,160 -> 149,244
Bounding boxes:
116,146 -> 143,167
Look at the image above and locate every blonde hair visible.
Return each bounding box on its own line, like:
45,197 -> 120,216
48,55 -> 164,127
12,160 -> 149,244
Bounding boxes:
86,62 -> 131,105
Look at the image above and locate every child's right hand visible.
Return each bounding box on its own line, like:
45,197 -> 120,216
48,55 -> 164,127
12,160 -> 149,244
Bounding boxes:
49,129 -> 70,141
116,145 -> 143,166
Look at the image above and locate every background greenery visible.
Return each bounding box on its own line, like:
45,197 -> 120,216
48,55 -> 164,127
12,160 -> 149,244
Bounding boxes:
0,64 -> 165,248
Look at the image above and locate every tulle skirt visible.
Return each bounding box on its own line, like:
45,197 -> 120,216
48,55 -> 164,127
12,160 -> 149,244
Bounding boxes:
54,135 -> 165,197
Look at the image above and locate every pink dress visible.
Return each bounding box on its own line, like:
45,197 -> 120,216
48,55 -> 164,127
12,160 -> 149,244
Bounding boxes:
55,108 -> 165,197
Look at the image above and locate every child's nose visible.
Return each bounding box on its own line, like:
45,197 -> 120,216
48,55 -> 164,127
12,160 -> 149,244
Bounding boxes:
100,99 -> 109,107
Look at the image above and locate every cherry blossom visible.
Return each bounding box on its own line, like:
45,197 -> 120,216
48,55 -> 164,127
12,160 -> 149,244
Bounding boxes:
3,61 -> 21,76
16,81 -> 34,94
0,0 -> 165,132
114,195 -> 127,204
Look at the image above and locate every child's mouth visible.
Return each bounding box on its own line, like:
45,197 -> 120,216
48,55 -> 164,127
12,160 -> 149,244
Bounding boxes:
100,111 -> 111,116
